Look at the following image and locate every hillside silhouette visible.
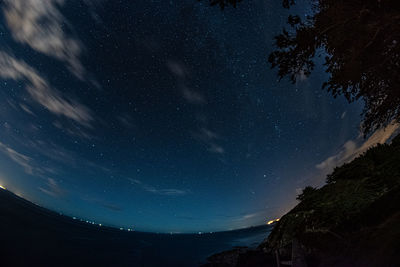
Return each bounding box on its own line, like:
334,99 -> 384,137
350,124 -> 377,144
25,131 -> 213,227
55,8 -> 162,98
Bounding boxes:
204,133 -> 400,266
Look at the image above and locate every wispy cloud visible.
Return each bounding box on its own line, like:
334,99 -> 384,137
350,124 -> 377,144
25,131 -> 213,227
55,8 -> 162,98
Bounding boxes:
82,0 -> 104,24
167,60 -> 222,154
148,188 -> 189,196
182,86 -> 206,104
217,211 -> 266,223
117,114 -> 135,129
52,120 -> 93,139
167,60 -> 206,105
207,142 -> 225,154
0,52 -> 94,127
99,202 -> 123,211
238,212 -> 260,220
192,127 -> 225,154
128,178 -> 189,196
19,103 -> 35,116
167,60 -> 188,78
39,178 -> 66,198
81,195 -> 123,212
17,137 -> 110,174
0,141 -> 64,178
316,123 -> 400,173
23,139 -> 76,166
0,142 -> 34,174
3,0 -> 85,79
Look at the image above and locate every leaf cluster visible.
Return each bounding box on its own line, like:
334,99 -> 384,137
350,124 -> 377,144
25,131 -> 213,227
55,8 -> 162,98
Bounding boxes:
269,0 -> 400,135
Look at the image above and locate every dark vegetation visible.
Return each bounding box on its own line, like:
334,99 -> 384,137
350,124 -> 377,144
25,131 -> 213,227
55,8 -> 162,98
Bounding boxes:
264,134 -> 400,265
204,134 -> 400,266
269,0 -> 400,135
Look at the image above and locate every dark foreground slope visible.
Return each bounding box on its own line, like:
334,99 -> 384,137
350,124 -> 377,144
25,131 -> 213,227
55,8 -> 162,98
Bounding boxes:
0,189 -> 271,267
204,134 -> 400,267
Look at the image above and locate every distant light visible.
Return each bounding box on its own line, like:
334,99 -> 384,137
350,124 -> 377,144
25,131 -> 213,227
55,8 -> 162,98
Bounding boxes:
267,218 -> 280,225
0,185 -> 6,190
99,224 -> 102,227
120,228 -> 123,231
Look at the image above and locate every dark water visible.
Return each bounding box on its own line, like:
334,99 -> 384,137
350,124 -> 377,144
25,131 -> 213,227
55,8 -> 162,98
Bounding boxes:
0,189 -> 271,266
130,225 -> 271,266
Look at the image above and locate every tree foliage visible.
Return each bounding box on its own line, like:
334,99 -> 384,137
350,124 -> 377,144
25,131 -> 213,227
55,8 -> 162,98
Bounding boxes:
269,0 -> 400,135
296,186 -> 317,201
326,133 -> 400,185
267,132 -> 400,250
204,0 -> 400,134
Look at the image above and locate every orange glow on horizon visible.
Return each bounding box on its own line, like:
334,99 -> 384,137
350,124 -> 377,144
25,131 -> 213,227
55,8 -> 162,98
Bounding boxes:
267,218 -> 280,225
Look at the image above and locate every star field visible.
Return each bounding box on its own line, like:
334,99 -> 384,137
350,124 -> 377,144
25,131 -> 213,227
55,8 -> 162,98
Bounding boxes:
0,0 -> 363,233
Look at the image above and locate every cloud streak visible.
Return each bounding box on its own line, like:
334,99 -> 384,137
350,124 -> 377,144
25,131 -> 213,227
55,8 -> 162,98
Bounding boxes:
81,195 -> 123,212
182,86 -> 206,104
0,141 -> 62,178
128,178 -> 189,196
167,60 -> 206,104
99,202 -> 123,211
0,142 -> 34,174
192,127 -> 225,154
216,211 -> 267,225
167,60 -> 188,78
0,52 -> 94,127
316,123 -> 400,173
39,178 -> 66,198
167,60 -> 223,154
3,0 -> 85,79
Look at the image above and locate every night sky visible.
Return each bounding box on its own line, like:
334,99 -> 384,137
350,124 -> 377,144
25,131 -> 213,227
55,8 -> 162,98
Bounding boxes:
0,0 -> 368,233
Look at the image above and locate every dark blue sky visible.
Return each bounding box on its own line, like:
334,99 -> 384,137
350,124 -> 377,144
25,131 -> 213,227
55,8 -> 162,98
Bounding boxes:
0,0 -> 366,233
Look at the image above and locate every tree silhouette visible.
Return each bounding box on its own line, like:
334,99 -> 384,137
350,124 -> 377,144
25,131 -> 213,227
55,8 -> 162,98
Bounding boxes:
269,0 -> 400,135
296,186 -> 317,201
205,0 -> 400,135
